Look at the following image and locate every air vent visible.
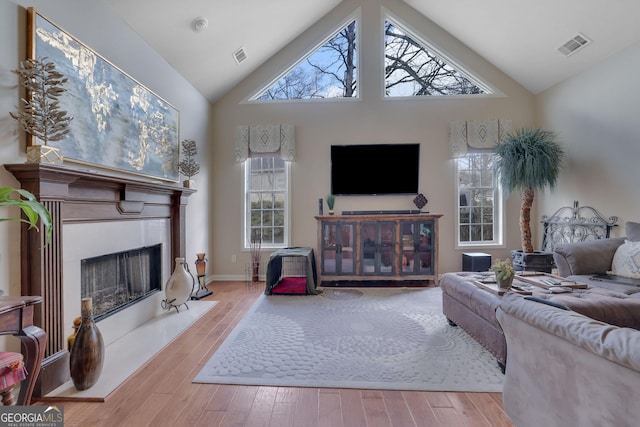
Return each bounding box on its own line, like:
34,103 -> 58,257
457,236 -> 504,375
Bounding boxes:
558,33 -> 591,56
233,47 -> 247,64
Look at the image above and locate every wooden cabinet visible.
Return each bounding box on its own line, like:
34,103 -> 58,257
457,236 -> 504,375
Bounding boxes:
316,214 -> 441,286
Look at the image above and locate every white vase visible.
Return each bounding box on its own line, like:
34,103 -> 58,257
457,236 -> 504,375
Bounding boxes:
163,257 -> 193,311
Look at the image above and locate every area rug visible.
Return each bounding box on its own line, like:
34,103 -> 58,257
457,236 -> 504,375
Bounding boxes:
193,288 -> 503,392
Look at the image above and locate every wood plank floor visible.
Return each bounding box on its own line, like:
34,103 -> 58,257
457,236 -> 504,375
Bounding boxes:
33,281 -> 515,427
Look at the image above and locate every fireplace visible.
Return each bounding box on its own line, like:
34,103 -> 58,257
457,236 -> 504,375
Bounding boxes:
5,163 -> 195,397
81,244 -> 162,322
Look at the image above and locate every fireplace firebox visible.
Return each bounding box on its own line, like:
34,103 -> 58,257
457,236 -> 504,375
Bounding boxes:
81,244 -> 162,321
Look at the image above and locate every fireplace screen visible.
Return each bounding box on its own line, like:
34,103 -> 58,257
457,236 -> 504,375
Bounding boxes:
81,244 -> 162,321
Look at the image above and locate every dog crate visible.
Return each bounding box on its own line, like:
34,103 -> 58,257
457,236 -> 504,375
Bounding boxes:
270,256 -> 308,294
265,247 -> 319,295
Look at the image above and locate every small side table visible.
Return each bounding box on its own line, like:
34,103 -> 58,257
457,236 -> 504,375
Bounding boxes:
0,296 -> 47,405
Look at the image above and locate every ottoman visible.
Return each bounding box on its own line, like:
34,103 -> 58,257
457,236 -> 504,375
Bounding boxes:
440,272 -> 507,369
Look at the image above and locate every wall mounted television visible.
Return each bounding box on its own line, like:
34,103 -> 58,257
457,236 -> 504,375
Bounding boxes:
330,144 -> 420,195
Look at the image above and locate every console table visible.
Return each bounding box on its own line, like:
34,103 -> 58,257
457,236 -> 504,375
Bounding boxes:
315,213 -> 442,286
0,296 -> 46,405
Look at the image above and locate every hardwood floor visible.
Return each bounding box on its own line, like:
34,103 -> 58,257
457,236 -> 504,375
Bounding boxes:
33,281 -> 515,427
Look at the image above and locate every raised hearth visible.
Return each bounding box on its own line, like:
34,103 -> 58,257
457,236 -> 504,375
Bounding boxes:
5,163 -> 195,397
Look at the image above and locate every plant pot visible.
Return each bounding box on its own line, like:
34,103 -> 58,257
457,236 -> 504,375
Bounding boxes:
496,275 -> 514,290
183,179 -> 195,188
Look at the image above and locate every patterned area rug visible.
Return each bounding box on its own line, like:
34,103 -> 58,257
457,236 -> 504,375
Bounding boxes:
194,287 -> 503,392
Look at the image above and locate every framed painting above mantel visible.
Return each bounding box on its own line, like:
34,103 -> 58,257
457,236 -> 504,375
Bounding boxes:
27,8 -> 180,182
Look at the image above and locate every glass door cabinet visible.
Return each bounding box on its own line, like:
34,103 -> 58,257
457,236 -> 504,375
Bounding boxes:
400,220 -> 434,275
320,221 -> 355,275
360,221 -> 396,275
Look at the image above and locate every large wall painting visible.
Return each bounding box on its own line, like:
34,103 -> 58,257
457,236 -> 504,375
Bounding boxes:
28,8 -> 180,182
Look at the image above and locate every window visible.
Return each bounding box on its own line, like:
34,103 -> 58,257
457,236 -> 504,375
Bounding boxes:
253,20 -> 358,100
456,153 -> 502,246
384,19 -> 489,97
244,157 -> 290,249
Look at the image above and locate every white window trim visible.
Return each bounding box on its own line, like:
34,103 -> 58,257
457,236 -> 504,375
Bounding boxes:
454,154 -> 505,250
243,159 -> 291,250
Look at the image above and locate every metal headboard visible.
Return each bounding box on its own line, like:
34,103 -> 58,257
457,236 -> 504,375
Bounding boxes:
541,201 -> 618,252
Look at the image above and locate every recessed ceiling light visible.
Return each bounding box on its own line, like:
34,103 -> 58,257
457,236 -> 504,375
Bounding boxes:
191,17 -> 208,33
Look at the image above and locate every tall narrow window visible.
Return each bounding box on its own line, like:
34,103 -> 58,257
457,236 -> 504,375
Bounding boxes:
244,157 -> 290,249
384,19 -> 489,97
253,20 -> 358,100
456,153 -> 502,246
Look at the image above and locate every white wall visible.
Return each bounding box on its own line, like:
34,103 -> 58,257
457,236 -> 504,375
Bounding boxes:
536,40 -> 640,234
210,0 -> 536,278
0,0 -> 211,337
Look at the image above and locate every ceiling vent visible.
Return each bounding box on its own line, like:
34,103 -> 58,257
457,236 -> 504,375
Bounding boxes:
233,47 -> 247,65
558,33 -> 591,56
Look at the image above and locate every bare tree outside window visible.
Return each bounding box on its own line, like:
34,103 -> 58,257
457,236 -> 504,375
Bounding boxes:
253,18 -> 488,101
384,20 -> 486,96
257,21 -> 357,100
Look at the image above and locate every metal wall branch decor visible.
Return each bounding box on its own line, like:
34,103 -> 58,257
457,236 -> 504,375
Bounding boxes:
28,8 -> 180,181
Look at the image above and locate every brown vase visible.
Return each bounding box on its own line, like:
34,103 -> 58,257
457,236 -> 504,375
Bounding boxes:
70,297 -> 105,390
252,262 -> 260,282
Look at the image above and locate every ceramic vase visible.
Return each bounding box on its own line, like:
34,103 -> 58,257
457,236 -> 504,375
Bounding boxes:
165,257 -> 194,308
70,298 -> 104,390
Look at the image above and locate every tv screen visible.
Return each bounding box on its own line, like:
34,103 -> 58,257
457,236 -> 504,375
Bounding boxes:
330,144 -> 420,195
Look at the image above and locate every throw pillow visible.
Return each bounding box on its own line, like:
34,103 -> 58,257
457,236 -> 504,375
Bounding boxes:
610,240 -> 640,279
626,221 -> 640,241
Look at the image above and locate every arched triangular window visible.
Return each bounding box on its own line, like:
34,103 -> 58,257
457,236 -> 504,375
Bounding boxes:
252,20 -> 358,100
384,19 -> 490,96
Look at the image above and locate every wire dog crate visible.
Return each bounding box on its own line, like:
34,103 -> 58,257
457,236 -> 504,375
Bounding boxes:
265,247 -> 319,295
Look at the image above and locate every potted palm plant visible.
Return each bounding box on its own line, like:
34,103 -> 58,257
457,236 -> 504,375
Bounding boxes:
0,187 -> 52,245
493,127 -> 564,270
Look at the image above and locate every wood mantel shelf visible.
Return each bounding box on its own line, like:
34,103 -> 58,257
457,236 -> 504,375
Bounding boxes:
4,163 -> 195,397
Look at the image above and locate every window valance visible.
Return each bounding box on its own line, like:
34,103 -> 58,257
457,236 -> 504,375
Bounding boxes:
449,119 -> 511,158
235,124 -> 295,162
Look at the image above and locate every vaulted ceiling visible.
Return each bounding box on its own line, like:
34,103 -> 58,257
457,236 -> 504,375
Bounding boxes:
105,0 -> 640,102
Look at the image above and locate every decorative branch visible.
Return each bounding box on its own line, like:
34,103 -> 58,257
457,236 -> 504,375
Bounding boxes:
10,57 -> 72,145
178,139 -> 200,180
250,229 -> 262,265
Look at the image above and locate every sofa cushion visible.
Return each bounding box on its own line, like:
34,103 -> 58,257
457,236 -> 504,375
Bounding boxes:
553,237 -> 626,276
543,287 -> 640,329
611,240 -> 640,279
626,221 -> 640,241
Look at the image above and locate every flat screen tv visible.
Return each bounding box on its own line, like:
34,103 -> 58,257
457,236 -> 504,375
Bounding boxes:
330,144 -> 420,195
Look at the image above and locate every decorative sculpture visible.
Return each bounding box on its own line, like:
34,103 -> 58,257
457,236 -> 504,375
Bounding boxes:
191,253 -> 213,300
